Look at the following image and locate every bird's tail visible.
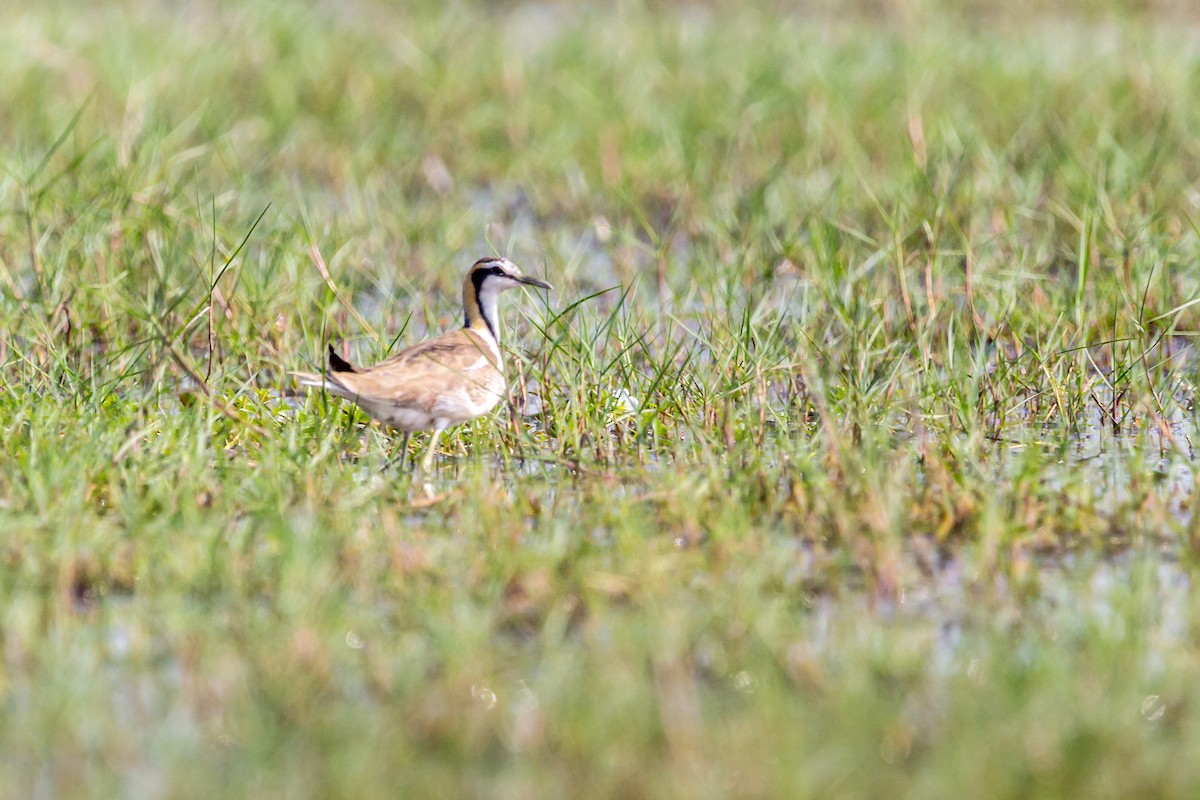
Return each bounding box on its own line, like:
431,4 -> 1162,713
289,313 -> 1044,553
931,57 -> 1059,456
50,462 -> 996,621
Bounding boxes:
290,345 -> 359,398
290,369 -> 352,395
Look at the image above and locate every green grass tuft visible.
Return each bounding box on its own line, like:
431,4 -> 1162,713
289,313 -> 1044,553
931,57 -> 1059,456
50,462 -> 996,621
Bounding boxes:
3,0 -> 1200,797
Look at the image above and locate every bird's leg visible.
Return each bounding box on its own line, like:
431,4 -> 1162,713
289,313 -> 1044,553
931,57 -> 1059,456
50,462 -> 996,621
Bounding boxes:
420,428 -> 444,473
381,431 -> 412,474
415,428 -> 445,498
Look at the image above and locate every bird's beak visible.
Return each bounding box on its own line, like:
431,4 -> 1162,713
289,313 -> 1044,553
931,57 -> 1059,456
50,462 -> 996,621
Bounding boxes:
518,275 -> 553,291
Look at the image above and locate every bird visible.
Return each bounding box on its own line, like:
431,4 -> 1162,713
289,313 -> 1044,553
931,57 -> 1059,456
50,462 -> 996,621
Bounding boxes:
292,256 -> 552,472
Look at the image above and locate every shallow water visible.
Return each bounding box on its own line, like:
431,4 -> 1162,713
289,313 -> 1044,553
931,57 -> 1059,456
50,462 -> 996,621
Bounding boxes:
989,392 -> 1197,523
796,546 -> 1194,682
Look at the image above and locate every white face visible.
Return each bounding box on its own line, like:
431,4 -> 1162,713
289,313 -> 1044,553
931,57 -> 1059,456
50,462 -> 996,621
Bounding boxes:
491,259 -> 526,291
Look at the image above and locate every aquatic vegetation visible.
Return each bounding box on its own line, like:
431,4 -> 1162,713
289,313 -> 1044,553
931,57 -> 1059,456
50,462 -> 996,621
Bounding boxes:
2,1 -> 1200,796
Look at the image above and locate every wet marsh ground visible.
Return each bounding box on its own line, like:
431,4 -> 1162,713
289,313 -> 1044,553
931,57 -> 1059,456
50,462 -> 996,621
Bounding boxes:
5,0 -> 1200,797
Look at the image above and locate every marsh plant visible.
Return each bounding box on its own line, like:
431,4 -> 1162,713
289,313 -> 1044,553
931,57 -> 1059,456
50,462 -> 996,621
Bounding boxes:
2,1 -> 1200,797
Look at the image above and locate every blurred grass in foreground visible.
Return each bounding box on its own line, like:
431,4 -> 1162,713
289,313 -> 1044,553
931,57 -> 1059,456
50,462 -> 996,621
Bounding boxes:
4,0 -> 1200,797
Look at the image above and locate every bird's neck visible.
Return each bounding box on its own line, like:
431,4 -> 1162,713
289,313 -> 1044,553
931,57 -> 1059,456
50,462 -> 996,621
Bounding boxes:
463,275 -> 501,347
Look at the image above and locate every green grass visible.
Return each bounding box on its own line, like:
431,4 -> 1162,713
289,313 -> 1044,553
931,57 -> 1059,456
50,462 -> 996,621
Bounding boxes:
4,0 -> 1200,797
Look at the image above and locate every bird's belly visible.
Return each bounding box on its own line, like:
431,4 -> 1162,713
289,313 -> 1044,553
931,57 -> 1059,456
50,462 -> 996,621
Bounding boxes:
432,375 -> 505,426
357,401 -> 439,432
354,369 -> 505,432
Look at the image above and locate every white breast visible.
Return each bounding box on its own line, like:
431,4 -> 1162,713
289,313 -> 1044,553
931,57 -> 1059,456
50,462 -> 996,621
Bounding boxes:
432,366 -> 506,425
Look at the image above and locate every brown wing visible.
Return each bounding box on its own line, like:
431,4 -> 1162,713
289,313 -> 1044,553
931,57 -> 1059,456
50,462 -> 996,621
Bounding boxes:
327,329 -> 499,407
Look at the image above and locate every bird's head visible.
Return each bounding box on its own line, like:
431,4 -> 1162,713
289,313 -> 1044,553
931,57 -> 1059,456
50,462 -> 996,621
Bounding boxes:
462,256 -> 552,340
468,256 -> 553,293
